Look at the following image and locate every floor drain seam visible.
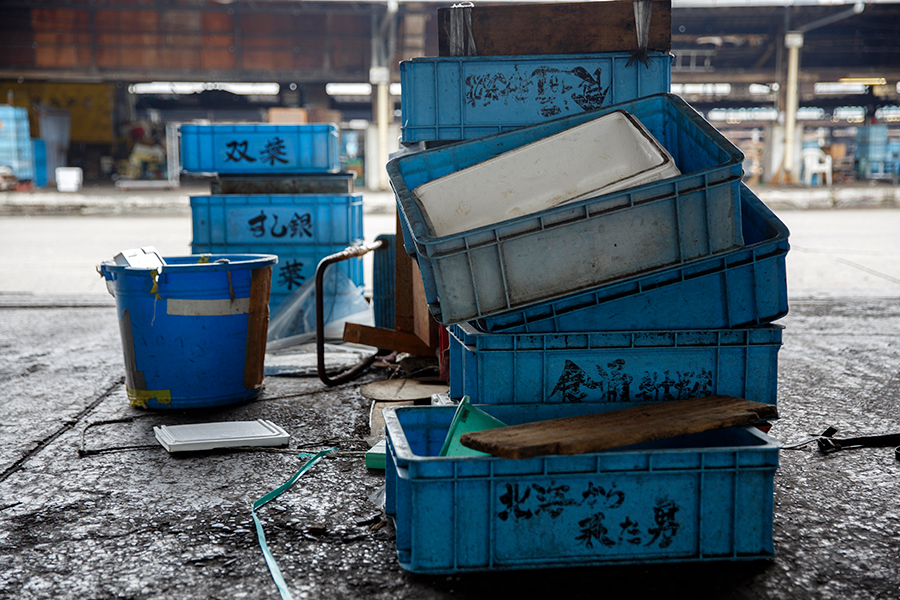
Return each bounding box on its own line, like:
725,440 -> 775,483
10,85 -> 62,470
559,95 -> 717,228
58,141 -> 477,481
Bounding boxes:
0,375 -> 124,484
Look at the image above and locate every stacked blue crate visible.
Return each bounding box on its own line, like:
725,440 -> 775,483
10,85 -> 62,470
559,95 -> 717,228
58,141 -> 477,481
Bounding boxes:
0,106 -> 35,182
189,194 -> 365,308
856,124 -> 896,179
384,49 -> 790,573
180,123 -> 365,312
400,52 -> 672,143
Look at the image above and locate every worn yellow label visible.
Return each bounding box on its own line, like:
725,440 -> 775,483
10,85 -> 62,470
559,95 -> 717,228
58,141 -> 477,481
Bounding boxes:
127,388 -> 172,409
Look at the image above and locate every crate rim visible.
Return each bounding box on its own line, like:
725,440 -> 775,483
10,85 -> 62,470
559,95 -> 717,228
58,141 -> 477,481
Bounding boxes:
471,182 -> 790,332
454,321 -> 786,349
401,50 -> 674,65
383,404 -> 782,467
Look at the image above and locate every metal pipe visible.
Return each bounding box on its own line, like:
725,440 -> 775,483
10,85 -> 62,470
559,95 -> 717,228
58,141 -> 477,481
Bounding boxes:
316,240 -> 385,387
798,2 -> 865,34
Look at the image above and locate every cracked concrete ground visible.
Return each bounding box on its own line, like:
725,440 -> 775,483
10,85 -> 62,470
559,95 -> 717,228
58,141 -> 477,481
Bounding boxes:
1,183 -> 899,599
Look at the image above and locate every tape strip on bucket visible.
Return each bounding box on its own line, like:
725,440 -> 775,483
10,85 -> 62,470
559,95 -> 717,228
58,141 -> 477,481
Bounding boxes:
128,388 -> 172,408
166,298 -> 251,316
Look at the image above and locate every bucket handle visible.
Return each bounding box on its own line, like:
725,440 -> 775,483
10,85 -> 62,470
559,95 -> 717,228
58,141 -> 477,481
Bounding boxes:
316,240 -> 385,386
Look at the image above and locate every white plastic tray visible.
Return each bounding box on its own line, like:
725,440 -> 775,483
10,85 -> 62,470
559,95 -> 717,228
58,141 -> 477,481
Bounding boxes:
413,110 -> 680,237
154,419 -> 290,452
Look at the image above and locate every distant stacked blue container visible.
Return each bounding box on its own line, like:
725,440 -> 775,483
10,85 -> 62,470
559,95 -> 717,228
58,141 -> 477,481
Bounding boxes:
0,106 -> 35,182
180,123 -> 365,312
32,139 -> 47,187
385,49 -> 791,573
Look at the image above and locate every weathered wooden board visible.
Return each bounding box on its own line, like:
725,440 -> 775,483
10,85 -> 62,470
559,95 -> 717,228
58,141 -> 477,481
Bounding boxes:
459,395 -> 777,459
438,0 -> 672,57
342,323 -> 435,357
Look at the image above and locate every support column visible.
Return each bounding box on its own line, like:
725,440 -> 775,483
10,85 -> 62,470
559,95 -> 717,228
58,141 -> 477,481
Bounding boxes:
782,31 -> 803,184
370,66 -> 391,191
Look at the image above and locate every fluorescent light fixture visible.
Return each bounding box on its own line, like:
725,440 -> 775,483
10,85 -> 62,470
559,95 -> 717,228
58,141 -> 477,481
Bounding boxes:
708,107 -> 778,122
833,106 -> 866,121
671,83 -> 732,95
797,107 -> 826,120
874,106 -> 900,122
128,82 -> 279,95
815,82 -> 867,95
749,84 -> 773,95
390,83 -> 402,96
838,77 -> 887,86
326,83 -> 372,96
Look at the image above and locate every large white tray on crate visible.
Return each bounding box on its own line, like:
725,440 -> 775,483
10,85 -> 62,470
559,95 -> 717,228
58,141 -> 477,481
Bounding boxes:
387,93 -> 746,325
414,110 -> 680,237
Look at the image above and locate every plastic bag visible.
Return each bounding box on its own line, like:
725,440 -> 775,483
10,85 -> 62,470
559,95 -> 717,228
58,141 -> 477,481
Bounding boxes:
266,266 -> 374,351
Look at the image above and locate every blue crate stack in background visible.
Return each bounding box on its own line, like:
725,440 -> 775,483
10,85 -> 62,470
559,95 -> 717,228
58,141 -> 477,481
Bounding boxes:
0,105 -> 37,186
383,1 -> 790,574
179,122 -> 365,312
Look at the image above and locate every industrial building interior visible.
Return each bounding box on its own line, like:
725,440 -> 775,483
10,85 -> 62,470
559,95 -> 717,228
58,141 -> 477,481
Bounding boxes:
3,2 -> 900,599
1,0 -> 899,190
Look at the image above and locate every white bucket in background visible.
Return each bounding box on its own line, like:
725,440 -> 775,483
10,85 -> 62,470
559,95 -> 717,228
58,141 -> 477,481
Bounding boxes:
55,167 -> 83,192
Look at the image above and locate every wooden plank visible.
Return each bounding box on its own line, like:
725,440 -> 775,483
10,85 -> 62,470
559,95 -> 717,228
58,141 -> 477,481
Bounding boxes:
460,396 -> 777,459
438,0 -> 671,57
342,322 -> 435,357
411,259 -> 440,351
243,265 -> 271,391
393,214 -> 415,335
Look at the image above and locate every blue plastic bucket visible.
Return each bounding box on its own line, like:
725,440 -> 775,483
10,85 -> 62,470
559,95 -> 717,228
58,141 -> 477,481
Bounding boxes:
99,254 -> 278,409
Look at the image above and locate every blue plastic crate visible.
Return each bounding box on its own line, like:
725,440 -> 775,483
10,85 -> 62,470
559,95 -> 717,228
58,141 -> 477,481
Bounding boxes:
400,52 -> 671,143
179,123 -> 340,175
190,242 -> 364,310
388,93 -> 745,325
190,194 -> 363,248
449,323 -> 782,406
478,183 -> 788,333
384,403 -> 779,573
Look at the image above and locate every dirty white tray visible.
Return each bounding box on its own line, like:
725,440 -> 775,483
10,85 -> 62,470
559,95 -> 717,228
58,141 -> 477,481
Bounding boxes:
413,110 -> 680,237
154,419 -> 290,452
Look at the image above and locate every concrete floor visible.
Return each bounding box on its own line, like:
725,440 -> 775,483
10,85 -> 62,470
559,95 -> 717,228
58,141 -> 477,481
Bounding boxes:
1,182 -> 900,599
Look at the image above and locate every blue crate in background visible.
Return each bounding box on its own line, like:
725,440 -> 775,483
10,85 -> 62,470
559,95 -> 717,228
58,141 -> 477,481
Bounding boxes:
0,106 -> 34,182
372,234 -> 396,329
190,194 -> 363,248
384,403 -> 779,573
180,123 -> 340,175
32,139 -> 47,188
449,323 -> 782,406
400,52 -> 671,143
477,183 -> 788,333
388,93 -> 745,325
190,242 -> 364,310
